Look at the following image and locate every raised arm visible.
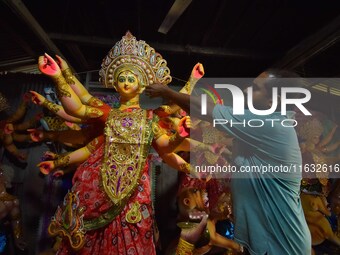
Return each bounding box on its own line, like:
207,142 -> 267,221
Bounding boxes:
55,55 -> 104,107
38,54 -> 103,119
155,63 -> 205,117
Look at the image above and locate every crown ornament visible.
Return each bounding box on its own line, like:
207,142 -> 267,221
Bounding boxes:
99,31 -> 172,88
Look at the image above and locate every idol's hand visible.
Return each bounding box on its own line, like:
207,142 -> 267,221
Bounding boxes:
30,90 -> 46,105
37,160 -> 55,175
27,128 -> 44,142
4,123 -> 14,134
191,62 -> 205,79
55,54 -> 69,71
183,116 -> 191,129
42,151 -> 58,160
38,53 -> 61,77
178,116 -> 191,137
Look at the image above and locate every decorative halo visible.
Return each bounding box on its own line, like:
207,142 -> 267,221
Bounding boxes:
99,31 -> 172,88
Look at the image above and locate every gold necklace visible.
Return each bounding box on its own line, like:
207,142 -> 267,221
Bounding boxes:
120,99 -> 140,107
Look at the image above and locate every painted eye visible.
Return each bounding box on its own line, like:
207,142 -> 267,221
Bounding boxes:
128,77 -> 135,83
118,77 -> 126,83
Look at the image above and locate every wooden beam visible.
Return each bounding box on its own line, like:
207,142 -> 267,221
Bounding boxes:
274,14 -> 340,69
3,0 -> 64,57
0,16 -> 36,58
158,0 -> 193,34
49,33 -> 275,59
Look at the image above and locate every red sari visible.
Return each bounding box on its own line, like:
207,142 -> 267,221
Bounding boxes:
51,107 -> 157,255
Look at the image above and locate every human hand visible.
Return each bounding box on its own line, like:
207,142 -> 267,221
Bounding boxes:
145,83 -> 170,98
42,151 -> 58,160
183,116 -> 191,129
30,90 -> 46,105
55,54 -> 69,71
27,128 -> 44,142
37,160 -> 55,175
38,53 -> 61,77
191,63 -> 205,80
178,116 -> 190,137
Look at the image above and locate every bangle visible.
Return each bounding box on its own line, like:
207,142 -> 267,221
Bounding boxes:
42,100 -> 60,114
62,68 -> 75,85
176,237 -> 194,255
84,105 -> 104,118
87,96 -> 104,107
169,132 -> 185,147
179,163 -> 191,174
54,154 -> 70,168
51,75 -> 71,99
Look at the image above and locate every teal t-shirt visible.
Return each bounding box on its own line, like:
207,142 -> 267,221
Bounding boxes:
213,104 -> 311,255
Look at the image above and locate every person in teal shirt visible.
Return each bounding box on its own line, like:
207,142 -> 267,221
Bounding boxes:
145,69 -> 311,254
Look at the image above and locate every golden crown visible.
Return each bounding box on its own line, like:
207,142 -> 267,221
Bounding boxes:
99,31 -> 172,88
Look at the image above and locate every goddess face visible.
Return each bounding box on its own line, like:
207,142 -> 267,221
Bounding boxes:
116,71 -> 140,97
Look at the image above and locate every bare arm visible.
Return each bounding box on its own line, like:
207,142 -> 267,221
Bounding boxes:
38,54 -> 103,119
55,55 -> 104,107
145,84 -> 215,122
30,90 -> 82,123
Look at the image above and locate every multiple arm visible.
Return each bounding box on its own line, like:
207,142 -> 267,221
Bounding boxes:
38,53 -> 102,119
37,136 -> 103,175
30,90 -> 82,123
6,93 -> 30,123
28,127 -> 99,148
55,55 -> 104,107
